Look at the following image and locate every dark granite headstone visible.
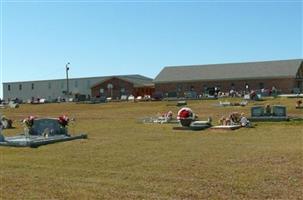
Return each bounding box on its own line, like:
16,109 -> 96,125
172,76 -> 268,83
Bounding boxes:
272,106 -> 286,117
168,92 -> 177,98
30,119 -> 67,136
251,106 -> 264,117
77,95 -> 86,102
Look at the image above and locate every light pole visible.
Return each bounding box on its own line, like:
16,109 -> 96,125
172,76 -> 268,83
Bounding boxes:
66,62 -> 70,100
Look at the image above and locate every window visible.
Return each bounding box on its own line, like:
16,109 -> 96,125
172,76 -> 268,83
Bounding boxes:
31,83 -> 34,90
231,83 -> 235,88
8,85 -> 11,91
107,83 -> 113,89
87,80 -> 91,89
48,82 -> 51,89
19,84 -> 22,91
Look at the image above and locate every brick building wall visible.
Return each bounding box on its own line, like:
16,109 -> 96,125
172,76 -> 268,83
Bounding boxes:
155,77 -> 297,96
91,77 -> 134,99
91,77 -> 155,99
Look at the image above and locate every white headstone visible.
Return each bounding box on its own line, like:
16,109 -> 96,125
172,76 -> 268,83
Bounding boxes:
244,94 -> 250,100
128,95 -> 135,101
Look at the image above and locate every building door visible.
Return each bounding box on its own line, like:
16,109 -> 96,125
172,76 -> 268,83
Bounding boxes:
107,84 -> 113,97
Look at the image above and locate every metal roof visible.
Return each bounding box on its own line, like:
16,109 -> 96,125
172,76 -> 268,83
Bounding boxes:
119,75 -> 154,87
91,75 -> 154,88
3,74 -> 153,87
154,59 -> 303,83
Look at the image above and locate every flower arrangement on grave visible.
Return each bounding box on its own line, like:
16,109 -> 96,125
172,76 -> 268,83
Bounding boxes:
219,112 -> 241,126
177,107 -> 198,127
0,115 -> 13,129
166,111 -> 173,119
296,100 -> 302,108
23,116 -> 36,128
229,112 -> 241,124
58,115 -> 69,127
177,108 -> 193,120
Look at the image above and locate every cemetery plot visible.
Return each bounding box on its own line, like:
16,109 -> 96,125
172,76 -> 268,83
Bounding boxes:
173,107 -> 212,131
249,105 -> 289,121
0,98 -> 302,199
0,117 -> 87,148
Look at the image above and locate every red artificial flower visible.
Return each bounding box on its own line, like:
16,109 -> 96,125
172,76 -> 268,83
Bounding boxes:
58,115 -> 69,127
178,110 -> 190,119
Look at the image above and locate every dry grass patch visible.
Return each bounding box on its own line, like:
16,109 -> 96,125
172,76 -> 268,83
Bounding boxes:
0,98 -> 302,199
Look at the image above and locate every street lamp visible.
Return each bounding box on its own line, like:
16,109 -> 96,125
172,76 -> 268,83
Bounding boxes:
66,62 -> 70,99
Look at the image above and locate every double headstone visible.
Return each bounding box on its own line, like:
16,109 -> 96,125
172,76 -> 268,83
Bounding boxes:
251,105 -> 286,117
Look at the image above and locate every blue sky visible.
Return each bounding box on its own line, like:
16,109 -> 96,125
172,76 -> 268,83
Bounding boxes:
0,0 -> 302,98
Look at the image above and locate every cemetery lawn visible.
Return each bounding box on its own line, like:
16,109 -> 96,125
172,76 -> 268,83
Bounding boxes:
0,97 -> 302,199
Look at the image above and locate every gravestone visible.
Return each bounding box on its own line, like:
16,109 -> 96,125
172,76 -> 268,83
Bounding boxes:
77,95 -> 86,102
120,95 -> 128,101
0,132 -> 5,142
128,95 -> 135,101
1,119 -> 12,129
256,94 -> 262,101
293,88 -> 300,94
272,105 -> 286,117
39,98 -> 47,103
177,101 -> 187,106
168,91 -> 177,98
251,106 -> 264,117
30,118 -> 66,136
99,96 -> 107,103
244,94 -> 250,100
8,101 -> 19,108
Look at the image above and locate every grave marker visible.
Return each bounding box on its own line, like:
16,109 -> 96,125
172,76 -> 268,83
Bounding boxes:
251,106 -> 264,117
272,105 -> 286,117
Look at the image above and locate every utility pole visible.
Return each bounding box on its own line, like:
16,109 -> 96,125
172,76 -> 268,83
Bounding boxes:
66,62 -> 70,100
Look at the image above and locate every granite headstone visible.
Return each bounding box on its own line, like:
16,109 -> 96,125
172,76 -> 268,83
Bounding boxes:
251,106 -> 264,117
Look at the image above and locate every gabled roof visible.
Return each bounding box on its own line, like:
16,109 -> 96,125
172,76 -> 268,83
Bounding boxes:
154,59 -> 303,83
91,74 -> 154,88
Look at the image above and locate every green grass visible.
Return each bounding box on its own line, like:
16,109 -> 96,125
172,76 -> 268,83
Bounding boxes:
0,98 -> 302,199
